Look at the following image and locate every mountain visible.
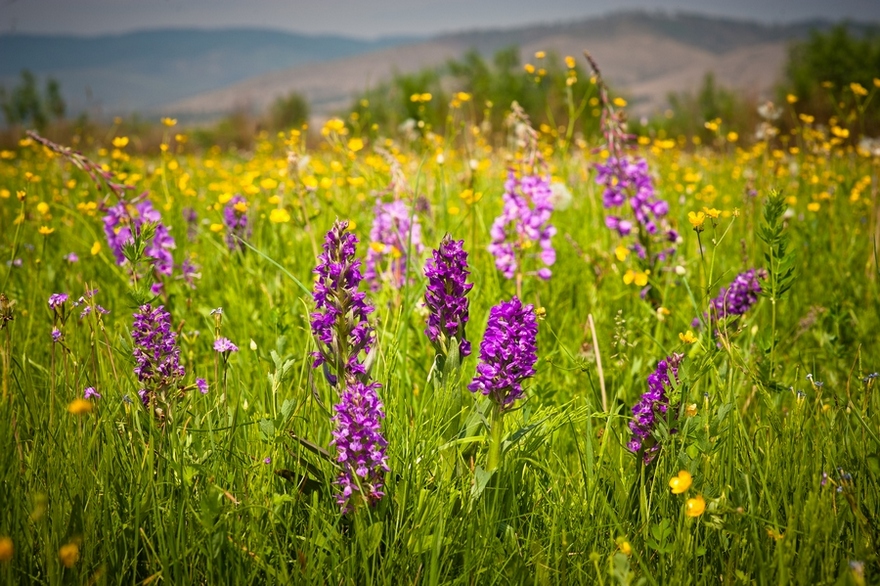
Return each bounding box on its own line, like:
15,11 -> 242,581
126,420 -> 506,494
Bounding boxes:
161,11 -> 869,120
3,12 -> 876,121
0,28 -> 419,116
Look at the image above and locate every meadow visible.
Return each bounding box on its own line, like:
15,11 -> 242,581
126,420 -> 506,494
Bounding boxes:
1,64 -> 879,585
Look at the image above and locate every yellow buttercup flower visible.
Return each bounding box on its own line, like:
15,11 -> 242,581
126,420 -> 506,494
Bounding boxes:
685,403 -> 698,417
209,223 -> 224,233
68,399 -> 93,415
669,470 -> 693,494
112,136 -> 129,149
702,207 -> 720,219
685,495 -> 706,517
269,208 -> 291,224
613,97 -> 627,108
0,536 -> 12,562
38,226 -> 54,235
347,137 -> 364,152
524,63 -> 535,74
850,82 -> 868,97
614,246 -> 630,262
623,269 -> 649,287
619,541 -> 632,556
688,211 -> 705,230
59,542 -> 79,567
161,117 -> 177,127
565,55 -> 576,69
90,241 -> 102,256
679,331 -> 697,344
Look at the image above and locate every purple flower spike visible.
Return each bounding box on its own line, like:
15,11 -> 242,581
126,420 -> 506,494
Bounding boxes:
196,378 -> 208,395
364,198 -> 424,291
488,171 -> 556,280
213,337 -> 239,353
84,387 -> 102,400
627,353 -> 684,465
223,195 -> 251,252
694,269 -> 766,328
311,220 -> 389,512
331,380 -> 390,512
468,296 -> 538,410
132,304 -> 185,405
311,220 -> 376,384
102,200 -> 176,276
424,235 -> 473,358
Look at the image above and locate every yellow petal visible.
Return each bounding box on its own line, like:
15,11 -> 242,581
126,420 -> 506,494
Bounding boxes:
685,495 -> 706,517
669,470 -> 692,494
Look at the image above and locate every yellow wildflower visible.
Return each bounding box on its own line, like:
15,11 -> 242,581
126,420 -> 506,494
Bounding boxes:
90,241 -> 102,255
623,270 -> 649,287
161,117 -> 177,127
685,495 -> 706,517
565,55 -> 576,69
347,137 -> 364,152
685,403 -> 698,417
786,94 -> 798,104
460,189 -> 483,205
38,226 -> 54,235
0,536 -> 12,562
524,63 -> 535,74
534,50 -> 545,59
850,82 -> 868,97
766,527 -> 784,540
688,211 -> 705,230
807,202 -> 820,212
619,541 -> 632,556
702,207 -> 720,219
59,542 -> 80,567
112,136 -> 129,148
613,97 -> 627,108
233,201 -> 248,214
68,399 -> 92,415
17,190 -> 26,202
209,223 -> 224,233
269,208 -> 291,224
614,246 -> 630,262
679,331 -> 697,344
669,470 -> 693,494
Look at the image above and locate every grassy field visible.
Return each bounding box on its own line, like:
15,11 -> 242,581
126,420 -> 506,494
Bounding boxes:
1,93 -> 879,585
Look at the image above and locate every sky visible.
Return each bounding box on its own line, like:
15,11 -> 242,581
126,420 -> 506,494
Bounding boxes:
1,0 -> 879,38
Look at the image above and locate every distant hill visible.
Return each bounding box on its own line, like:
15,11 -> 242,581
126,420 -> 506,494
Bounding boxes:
0,29 -> 419,116
162,11 -> 876,120
3,12 -> 877,122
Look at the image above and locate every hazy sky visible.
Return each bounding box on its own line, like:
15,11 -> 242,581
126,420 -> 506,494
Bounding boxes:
2,0 -> 879,37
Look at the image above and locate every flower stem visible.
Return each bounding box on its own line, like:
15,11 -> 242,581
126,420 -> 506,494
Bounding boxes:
487,403 -> 504,472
